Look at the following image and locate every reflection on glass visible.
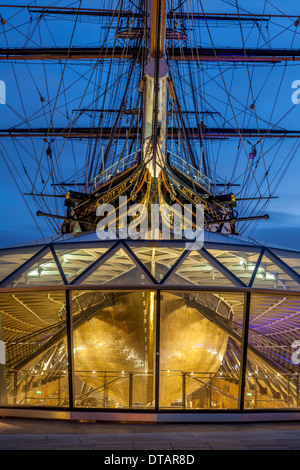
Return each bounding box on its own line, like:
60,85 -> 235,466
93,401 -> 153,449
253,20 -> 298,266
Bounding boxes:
159,291 -> 244,409
72,290 -> 156,409
0,291 -> 69,407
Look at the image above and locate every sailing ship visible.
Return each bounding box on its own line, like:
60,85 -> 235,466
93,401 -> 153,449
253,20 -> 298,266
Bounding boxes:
2,0 -> 298,243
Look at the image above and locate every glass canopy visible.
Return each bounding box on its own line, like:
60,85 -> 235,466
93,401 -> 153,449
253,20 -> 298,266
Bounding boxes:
0,232 -> 300,415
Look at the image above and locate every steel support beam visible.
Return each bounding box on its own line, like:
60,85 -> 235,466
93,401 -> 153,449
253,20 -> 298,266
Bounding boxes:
238,292 -> 251,411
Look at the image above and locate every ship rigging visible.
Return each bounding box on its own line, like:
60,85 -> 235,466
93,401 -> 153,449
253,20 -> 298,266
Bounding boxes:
0,0 -> 299,242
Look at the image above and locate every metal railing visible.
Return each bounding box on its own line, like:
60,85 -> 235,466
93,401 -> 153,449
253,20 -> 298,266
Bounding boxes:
74,370 -> 155,409
244,372 -> 300,409
91,151 -> 140,190
4,368 -> 300,410
168,152 -> 212,192
5,369 -> 69,407
160,370 -> 239,409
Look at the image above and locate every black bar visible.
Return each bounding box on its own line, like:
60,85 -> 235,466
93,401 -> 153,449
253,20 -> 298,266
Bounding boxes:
0,46 -> 139,60
66,290 -> 75,411
171,46 -> 300,59
27,8 -> 268,21
24,193 -> 65,198
248,247 -> 265,287
182,372 -> 186,409
50,244 -> 68,285
206,214 -> 269,225
238,292 -> 251,411
155,290 -> 161,413
235,196 -> 278,201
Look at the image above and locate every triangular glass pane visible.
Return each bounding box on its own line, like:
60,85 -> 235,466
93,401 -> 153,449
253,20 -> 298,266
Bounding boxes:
252,254 -> 300,290
270,248 -> 300,278
128,245 -> 186,282
165,250 -> 237,287
55,245 -> 110,283
5,250 -> 63,287
0,245 -> 44,283
206,248 -> 260,286
79,248 -> 152,285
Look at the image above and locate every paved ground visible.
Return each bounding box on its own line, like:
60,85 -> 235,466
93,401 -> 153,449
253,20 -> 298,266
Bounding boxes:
0,418 -> 300,450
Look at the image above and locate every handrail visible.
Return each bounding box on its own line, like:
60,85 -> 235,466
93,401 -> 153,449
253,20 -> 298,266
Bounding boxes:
168,151 -> 212,191
91,150 -> 140,190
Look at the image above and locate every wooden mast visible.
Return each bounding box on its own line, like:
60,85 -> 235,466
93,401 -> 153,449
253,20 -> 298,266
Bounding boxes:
142,0 -> 168,178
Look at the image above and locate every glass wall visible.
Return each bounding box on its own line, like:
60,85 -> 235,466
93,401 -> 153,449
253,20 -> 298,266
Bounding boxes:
1,288 -> 300,412
72,290 -> 156,409
0,291 -> 69,407
159,291 -> 245,410
244,293 -> 300,409
0,238 -> 300,415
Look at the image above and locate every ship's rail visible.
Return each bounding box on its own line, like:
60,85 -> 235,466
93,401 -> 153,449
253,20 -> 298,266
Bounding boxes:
168,152 -> 212,192
91,151 -> 140,190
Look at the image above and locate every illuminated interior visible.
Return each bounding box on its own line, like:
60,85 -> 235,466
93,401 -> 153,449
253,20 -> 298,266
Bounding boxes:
1,232 -> 300,414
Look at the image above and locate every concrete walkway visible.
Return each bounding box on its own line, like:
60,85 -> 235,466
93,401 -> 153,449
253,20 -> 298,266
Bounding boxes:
0,418 -> 300,450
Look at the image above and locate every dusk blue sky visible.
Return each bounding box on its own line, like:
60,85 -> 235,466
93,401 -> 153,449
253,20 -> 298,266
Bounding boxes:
0,0 -> 300,250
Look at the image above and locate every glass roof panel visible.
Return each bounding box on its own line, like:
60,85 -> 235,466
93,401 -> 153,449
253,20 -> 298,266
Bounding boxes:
206,248 -> 260,286
0,245 -> 44,283
165,250 -> 238,287
4,250 -> 63,287
269,248 -> 300,278
77,248 -> 153,286
55,246 -> 110,283
252,255 -> 300,291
